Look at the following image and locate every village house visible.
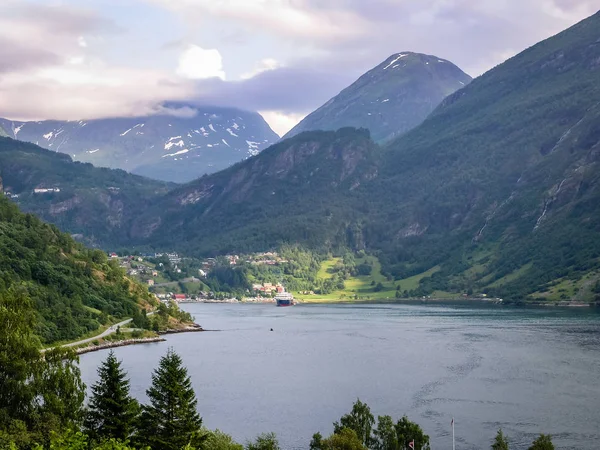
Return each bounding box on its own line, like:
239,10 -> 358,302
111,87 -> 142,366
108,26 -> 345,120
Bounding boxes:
152,270 -> 158,277
33,187 -> 60,194
147,279 -> 154,286
172,293 -> 186,302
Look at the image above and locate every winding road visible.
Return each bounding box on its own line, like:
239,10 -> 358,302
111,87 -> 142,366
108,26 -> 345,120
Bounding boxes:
46,311 -> 157,351
61,317 -> 134,348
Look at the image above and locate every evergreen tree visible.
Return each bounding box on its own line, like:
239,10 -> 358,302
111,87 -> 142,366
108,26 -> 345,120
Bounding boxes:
492,429 -> 509,450
137,349 -> 203,450
528,434 -> 554,450
84,351 -> 139,442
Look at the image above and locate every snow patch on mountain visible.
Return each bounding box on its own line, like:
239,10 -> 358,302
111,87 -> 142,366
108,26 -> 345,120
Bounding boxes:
163,148 -> 189,158
165,139 -> 184,150
383,54 -> 408,70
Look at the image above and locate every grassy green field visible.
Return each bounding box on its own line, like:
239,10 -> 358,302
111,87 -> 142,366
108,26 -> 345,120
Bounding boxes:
530,270 -> 600,303
296,255 -> 446,302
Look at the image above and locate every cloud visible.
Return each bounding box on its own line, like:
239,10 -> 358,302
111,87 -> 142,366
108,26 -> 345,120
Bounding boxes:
189,65 -> 356,114
151,105 -> 199,118
259,110 -> 306,136
0,2 -> 193,121
176,44 -> 226,80
146,0 -> 599,76
147,0 -> 369,46
241,58 -> 281,80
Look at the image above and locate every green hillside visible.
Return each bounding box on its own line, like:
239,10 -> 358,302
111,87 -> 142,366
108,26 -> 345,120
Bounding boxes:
129,127 -> 379,255
0,137 -> 172,247
365,10 -> 600,300
0,195 -> 156,344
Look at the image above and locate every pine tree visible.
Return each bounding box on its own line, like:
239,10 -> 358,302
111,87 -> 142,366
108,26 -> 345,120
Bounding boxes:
84,351 -> 139,442
492,429 -> 509,450
528,434 -> 554,450
137,349 -> 203,450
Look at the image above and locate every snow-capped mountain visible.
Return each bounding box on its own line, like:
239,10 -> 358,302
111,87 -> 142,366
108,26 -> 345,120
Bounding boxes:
284,52 -> 472,143
0,105 -> 279,182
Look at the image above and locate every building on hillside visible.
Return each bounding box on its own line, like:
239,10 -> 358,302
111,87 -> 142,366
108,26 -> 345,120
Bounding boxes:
33,187 -> 60,194
109,252 -> 118,259
167,253 -> 181,264
198,269 -> 207,277
147,279 -> 155,286
152,270 -> 158,277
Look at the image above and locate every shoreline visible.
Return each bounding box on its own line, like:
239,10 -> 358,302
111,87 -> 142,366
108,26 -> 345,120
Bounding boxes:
75,324 -> 205,355
182,298 -> 599,308
75,337 -> 166,355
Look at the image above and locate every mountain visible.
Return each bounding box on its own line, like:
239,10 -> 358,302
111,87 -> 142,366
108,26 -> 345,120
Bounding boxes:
128,128 -> 378,255
0,105 -> 279,183
0,137 -> 172,247
129,10 -> 600,302
284,52 -> 472,142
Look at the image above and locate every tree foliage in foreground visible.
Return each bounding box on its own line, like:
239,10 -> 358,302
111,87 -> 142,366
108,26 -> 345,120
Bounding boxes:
136,349 -> 204,450
85,351 -> 140,443
313,399 -> 430,450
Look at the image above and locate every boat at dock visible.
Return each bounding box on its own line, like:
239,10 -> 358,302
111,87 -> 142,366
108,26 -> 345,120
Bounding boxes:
275,291 -> 295,307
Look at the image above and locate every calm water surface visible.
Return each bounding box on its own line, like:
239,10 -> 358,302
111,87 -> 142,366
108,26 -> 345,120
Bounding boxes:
79,303 -> 600,449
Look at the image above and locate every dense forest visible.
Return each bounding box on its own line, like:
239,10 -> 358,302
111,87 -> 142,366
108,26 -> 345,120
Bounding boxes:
0,195 -> 156,343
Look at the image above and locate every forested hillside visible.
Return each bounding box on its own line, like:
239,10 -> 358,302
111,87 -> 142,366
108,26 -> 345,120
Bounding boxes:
0,195 -> 156,343
129,127 -> 379,255
0,137 -> 171,247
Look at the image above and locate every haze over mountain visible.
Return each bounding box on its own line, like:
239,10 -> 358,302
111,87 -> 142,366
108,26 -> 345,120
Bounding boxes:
284,53 -> 472,142
0,105 -> 279,183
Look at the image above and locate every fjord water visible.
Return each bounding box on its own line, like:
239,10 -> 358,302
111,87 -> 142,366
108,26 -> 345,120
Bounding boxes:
79,303 -> 600,449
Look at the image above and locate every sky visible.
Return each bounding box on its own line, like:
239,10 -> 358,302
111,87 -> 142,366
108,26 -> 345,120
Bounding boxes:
0,1 -> 597,136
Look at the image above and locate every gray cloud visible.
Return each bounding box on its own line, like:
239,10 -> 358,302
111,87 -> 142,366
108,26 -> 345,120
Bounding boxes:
0,37 -> 60,73
156,0 -> 599,122
7,2 -> 120,35
189,66 -> 356,114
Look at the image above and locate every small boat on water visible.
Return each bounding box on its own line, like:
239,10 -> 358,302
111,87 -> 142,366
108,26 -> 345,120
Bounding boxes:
275,291 -> 295,307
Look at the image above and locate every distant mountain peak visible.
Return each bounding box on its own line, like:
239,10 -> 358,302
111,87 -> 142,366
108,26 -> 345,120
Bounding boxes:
283,52 -> 471,142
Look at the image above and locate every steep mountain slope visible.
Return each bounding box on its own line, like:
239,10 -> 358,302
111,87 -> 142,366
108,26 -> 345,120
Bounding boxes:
365,10 -> 600,300
130,10 -> 600,301
129,128 -> 378,255
0,105 -> 278,183
284,52 -> 472,142
0,194 -> 156,344
0,137 -> 172,247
